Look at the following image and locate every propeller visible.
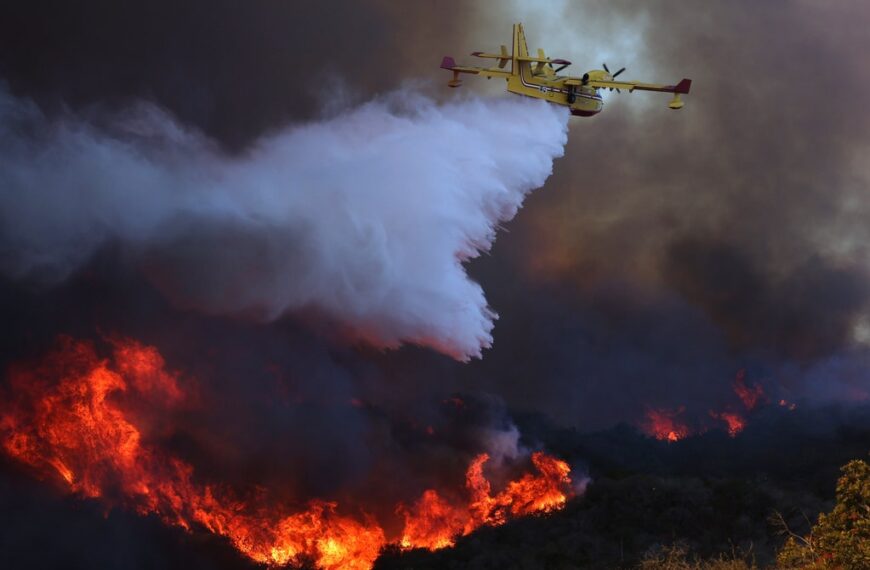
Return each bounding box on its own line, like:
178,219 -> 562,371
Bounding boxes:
602,63 -> 626,78
603,63 -> 626,92
548,60 -> 572,74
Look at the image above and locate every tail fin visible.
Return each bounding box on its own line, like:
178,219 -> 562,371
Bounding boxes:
440,56 -> 457,70
513,23 -> 529,59
512,23 -> 529,77
673,78 -> 692,94
440,56 -> 465,88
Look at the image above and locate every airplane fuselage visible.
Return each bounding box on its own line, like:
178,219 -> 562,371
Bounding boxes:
504,70 -> 603,117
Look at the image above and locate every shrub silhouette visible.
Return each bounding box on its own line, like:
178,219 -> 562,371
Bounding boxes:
777,459 -> 870,569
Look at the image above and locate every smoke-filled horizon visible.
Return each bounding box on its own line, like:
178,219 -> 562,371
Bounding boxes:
0,86 -> 567,360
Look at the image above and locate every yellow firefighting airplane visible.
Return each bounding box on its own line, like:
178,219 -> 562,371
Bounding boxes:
441,23 -> 691,116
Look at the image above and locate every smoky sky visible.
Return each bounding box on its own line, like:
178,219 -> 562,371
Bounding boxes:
0,0 -> 399,150
2,1 -> 870,428
509,0 -> 870,362
467,1 -> 870,420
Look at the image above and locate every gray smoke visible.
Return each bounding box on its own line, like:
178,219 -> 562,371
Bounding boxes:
0,87 -> 568,360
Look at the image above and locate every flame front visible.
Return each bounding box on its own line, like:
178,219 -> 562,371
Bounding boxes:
0,336 -> 574,569
398,451 -> 573,550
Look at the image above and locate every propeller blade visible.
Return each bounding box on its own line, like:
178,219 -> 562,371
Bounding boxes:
603,63 -> 610,73
616,88 -> 621,93
613,67 -> 626,78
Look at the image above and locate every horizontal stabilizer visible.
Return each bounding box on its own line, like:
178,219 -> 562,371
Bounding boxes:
472,46 -> 511,69
516,56 -> 571,65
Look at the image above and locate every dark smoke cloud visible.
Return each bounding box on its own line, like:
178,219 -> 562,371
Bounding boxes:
663,237 -> 868,361
1,0 -> 867,432
509,1 -> 870,359
0,0 -> 401,150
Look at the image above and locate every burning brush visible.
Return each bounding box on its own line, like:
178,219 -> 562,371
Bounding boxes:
641,369 -> 795,442
0,336 -> 575,570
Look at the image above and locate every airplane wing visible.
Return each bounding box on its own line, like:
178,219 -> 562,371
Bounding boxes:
566,77 -> 692,94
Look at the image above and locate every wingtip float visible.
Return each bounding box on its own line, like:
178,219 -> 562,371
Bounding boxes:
441,23 -> 692,116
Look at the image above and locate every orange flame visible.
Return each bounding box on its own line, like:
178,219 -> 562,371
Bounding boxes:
0,336 -> 384,568
398,490 -> 468,550
640,371 -> 773,440
399,452 -> 573,550
0,336 -> 574,569
733,369 -> 765,411
642,406 -> 691,442
708,410 -> 746,437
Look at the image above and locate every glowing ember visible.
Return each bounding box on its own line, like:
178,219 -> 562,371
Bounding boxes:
733,369 -> 766,410
709,410 -> 746,437
643,406 -> 691,442
0,336 -> 574,570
